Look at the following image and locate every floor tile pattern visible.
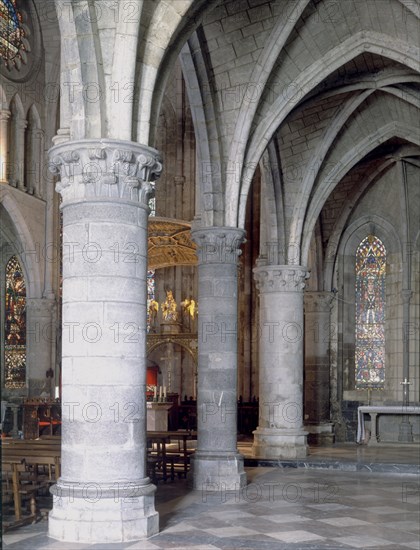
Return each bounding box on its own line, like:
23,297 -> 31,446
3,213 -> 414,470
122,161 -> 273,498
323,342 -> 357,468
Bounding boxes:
3,464 -> 419,549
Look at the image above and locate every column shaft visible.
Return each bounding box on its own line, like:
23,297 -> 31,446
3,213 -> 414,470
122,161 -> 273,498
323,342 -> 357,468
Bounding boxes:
47,139 -> 162,543
252,265 -> 309,459
26,298 -> 56,397
190,227 -> 247,490
304,291 -> 334,446
0,110 -> 10,182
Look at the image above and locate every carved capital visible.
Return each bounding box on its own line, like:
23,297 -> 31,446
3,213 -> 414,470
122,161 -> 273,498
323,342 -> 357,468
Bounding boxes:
304,291 -> 335,313
191,226 -> 246,265
253,265 -> 309,293
49,139 -> 162,206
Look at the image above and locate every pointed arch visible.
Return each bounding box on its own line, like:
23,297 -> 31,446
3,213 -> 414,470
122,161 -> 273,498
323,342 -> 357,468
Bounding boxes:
0,192 -> 42,298
301,122 -> 420,264
234,32 -> 420,228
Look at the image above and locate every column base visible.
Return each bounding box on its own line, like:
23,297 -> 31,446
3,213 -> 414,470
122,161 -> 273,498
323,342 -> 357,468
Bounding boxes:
48,479 -> 158,543
188,452 -> 246,491
304,423 -> 335,446
252,427 -> 308,459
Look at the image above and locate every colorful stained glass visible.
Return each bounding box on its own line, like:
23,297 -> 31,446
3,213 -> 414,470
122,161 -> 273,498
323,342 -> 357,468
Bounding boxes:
147,184 -> 156,332
355,235 -> 386,389
148,182 -> 156,217
4,255 -> 26,388
0,0 -> 25,66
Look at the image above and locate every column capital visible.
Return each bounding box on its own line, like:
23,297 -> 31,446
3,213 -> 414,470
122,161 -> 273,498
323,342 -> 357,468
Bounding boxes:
253,264 -> 309,293
191,226 -> 246,264
48,139 -> 163,206
304,291 -> 335,313
0,109 -> 11,120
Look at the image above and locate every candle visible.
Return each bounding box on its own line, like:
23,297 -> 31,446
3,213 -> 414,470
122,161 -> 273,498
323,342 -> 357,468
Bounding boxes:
153,386 -> 157,399
159,386 -> 162,400
163,386 -> 167,399
55,386 -> 59,399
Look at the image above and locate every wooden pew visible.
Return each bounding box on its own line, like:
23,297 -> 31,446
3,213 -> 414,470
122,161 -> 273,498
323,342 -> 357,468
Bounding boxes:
2,440 -> 61,481
147,431 -> 197,479
147,430 -> 196,478
2,458 -> 37,530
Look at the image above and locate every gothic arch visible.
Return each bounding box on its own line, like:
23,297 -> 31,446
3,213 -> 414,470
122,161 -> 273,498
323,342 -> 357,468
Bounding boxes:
236,33 -> 420,228
0,195 -> 42,298
301,122 -> 420,265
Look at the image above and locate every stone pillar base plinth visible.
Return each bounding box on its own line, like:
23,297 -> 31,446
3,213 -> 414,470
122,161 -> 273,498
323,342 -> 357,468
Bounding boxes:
48,480 -> 158,543
398,419 -> 414,442
305,422 -> 335,446
188,452 -> 246,491
252,428 -> 308,459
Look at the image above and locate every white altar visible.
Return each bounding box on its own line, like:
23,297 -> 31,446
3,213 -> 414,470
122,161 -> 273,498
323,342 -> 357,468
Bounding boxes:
147,402 -> 173,431
357,405 -> 420,445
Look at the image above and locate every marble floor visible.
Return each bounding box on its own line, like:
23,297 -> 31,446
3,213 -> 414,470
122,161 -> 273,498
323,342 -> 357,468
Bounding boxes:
2,462 -> 420,550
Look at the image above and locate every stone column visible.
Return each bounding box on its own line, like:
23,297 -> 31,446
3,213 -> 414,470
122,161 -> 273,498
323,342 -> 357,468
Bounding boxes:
399,288 -> 413,442
190,227 -> 247,490
48,139 -> 162,543
26,298 -> 56,397
10,116 -> 27,190
0,109 -> 10,182
26,126 -> 43,197
252,264 -> 309,459
304,291 -> 335,446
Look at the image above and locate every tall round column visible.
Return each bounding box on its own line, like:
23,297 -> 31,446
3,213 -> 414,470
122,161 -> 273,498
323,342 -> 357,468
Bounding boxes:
304,291 -> 335,445
252,264 -> 309,459
26,298 -> 56,397
48,139 -> 162,543
190,227 -> 247,490
0,109 -> 10,182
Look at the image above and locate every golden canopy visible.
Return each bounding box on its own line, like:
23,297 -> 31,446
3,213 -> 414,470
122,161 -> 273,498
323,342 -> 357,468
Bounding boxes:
148,217 -> 197,270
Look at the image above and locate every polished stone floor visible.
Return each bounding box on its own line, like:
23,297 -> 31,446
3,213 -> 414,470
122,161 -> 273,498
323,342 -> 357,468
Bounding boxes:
3,458 -> 420,549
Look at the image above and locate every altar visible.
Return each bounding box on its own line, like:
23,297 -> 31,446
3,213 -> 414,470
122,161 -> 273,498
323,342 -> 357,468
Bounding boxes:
357,405 -> 420,445
147,402 -> 173,431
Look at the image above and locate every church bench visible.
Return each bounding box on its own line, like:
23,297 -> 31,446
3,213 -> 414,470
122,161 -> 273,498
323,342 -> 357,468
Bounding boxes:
357,405 -> 420,445
1,458 -> 38,530
2,445 -> 61,481
147,430 -> 196,478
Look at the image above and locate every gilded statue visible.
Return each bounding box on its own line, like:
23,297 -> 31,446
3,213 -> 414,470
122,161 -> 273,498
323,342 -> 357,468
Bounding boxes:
181,298 -> 197,319
161,290 -> 178,322
148,299 -> 159,327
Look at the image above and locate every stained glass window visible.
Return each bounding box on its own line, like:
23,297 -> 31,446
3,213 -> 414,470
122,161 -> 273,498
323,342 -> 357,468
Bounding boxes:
0,0 -> 25,68
4,255 -> 26,388
147,269 -> 156,332
147,183 -> 156,332
149,181 -> 156,216
355,235 -> 386,389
